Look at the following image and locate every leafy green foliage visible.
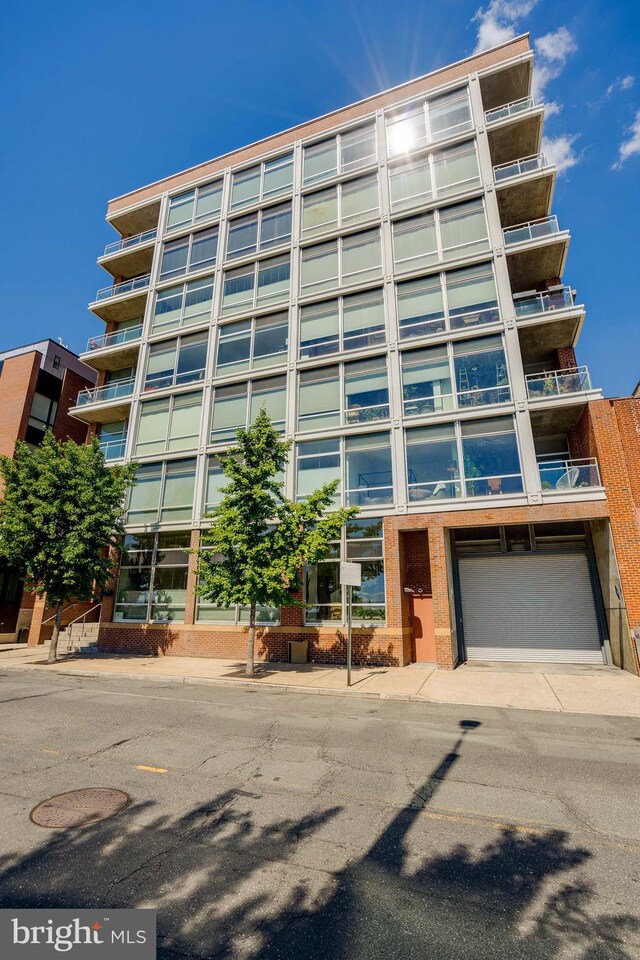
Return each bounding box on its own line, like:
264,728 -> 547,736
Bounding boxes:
0,433 -> 137,605
195,409 -> 358,613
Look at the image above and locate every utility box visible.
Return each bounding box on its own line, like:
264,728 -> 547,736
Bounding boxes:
289,639 -> 308,664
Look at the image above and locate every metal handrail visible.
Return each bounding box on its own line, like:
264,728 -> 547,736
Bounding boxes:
513,286 -> 575,316
99,437 -> 127,460
503,215 -> 560,245
41,603 -> 78,625
76,378 -> 136,407
494,153 -> 547,181
66,604 -> 102,633
94,274 -> 150,302
86,324 -> 143,352
525,366 -> 591,397
538,457 -> 601,489
485,96 -> 536,124
103,230 -> 156,257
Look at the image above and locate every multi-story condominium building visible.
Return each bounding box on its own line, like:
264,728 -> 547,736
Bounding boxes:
71,35 -> 639,673
0,339 -> 96,643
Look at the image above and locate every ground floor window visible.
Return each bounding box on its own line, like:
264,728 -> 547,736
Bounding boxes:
305,517 -> 385,625
114,532 -> 190,623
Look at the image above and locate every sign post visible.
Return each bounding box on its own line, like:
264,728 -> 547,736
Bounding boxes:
340,562 -> 361,687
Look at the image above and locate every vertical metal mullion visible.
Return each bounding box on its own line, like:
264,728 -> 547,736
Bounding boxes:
455,420 -> 465,497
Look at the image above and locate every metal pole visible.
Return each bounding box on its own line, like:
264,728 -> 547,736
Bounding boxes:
347,584 -> 352,687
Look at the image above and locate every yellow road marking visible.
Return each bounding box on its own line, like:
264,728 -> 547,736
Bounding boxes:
135,764 -> 168,773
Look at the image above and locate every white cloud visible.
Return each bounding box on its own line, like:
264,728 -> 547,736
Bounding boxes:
542,134 -> 579,175
532,27 -> 577,111
472,1 -> 538,54
534,26 -> 577,62
612,110 -> 640,170
607,75 -> 635,97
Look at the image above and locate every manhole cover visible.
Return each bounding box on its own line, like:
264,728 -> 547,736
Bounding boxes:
30,788 -> 130,829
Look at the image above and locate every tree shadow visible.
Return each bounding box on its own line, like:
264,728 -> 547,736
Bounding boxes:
0,722 -> 636,960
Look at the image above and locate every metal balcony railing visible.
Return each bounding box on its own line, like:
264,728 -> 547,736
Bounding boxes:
94,274 -> 150,302
485,96 -> 536,124
494,153 -> 548,181
103,229 -> 156,257
86,324 -> 143,352
98,438 -> 127,460
503,215 -> 560,246
514,286 -> 575,317
538,457 -> 601,490
76,379 -> 135,407
526,367 -> 591,399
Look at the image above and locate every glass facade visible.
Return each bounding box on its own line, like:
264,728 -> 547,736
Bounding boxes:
96,76 -> 563,629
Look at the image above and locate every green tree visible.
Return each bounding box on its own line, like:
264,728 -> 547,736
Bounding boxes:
0,434 -> 137,662
195,410 -> 358,677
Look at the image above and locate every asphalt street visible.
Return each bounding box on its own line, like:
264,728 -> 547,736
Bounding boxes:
0,667 -> 638,959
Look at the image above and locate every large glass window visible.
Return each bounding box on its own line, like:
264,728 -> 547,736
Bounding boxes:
406,417 -> 522,502
160,227 -> 218,280
127,460 -> 196,524
401,337 -> 510,416
389,140 -> 480,213
299,289 -> 385,359
210,375 -> 286,443
222,256 -> 290,315
296,438 -> 341,504
402,346 -> 454,417
345,433 -> 393,506
135,392 -> 202,456
144,333 -> 208,391
298,356 -> 389,432
302,175 -> 379,237
300,230 -> 381,295
230,153 -> 293,209
226,203 -> 292,261
453,337 -> 510,407
392,198 -> 488,273
153,275 -> 214,333
386,87 -> 472,157
406,424 -> 461,502
303,123 -> 377,185
166,181 -> 223,233
216,311 -> 288,374
114,532 -> 190,623
396,262 -> 499,341
461,418 -> 522,497
305,518 -> 385,624
98,420 -> 127,461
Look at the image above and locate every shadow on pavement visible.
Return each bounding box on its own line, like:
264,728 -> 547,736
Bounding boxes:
0,721 -> 636,959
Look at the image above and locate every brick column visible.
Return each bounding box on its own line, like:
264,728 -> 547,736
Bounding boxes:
184,530 -> 200,625
27,594 -> 47,647
557,346 -> 577,370
428,525 -> 456,670
383,517 -> 403,630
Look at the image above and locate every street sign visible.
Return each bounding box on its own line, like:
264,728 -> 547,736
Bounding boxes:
340,562 -> 361,587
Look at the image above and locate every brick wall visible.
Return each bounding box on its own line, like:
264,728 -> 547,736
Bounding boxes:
54,368 -> 92,445
0,351 -> 41,460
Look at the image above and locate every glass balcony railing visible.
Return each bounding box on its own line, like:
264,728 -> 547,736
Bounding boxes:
494,153 -> 547,182
514,286 -> 575,317
503,215 -> 560,246
94,274 -> 150,302
526,367 -> 591,399
538,457 -> 601,490
485,96 -> 536,124
99,438 -> 127,460
76,379 -> 135,407
103,229 -> 157,257
86,324 -> 143,352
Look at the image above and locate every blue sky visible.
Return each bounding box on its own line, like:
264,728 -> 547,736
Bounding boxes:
0,0 -> 638,395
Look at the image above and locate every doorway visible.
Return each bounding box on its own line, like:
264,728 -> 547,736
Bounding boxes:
411,593 -> 436,662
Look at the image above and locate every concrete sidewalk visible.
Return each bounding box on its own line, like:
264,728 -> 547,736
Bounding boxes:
2,650 -> 640,717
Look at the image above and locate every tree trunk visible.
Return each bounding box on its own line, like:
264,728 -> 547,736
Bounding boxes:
246,601 -> 256,677
47,604 -> 62,664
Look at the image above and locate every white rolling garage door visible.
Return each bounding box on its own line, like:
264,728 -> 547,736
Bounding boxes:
458,552 -> 604,663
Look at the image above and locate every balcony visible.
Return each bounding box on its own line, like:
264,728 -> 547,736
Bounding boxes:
503,217 -> 570,291
89,274 -> 150,323
515,285 -> 585,355
70,379 -> 135,424
98,229 -> 157,278
526,366 -> 592,399
485,96 -> 536,125
538,457 -> 602,492
494,152 -> 554,228
99,437 -> 127,461
514,285 -> 575,317
80,323 -> 143,371
107,197 -> 162,240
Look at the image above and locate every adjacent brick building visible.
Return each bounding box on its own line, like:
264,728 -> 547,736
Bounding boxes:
70,35 -> 639,674
0,340 -> 96,643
